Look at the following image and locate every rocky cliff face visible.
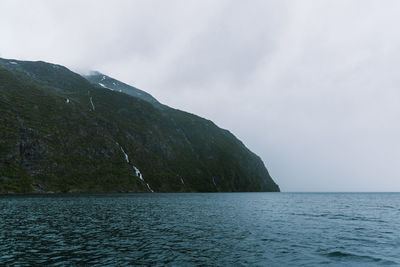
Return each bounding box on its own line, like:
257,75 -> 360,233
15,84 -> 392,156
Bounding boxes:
0,58 -> 280,193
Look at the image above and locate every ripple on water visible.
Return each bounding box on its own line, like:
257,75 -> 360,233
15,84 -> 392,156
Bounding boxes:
0,193 -> 400,266
323,250 -> 398,265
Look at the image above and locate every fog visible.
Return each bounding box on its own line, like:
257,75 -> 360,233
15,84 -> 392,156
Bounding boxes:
1,0 -> 399,191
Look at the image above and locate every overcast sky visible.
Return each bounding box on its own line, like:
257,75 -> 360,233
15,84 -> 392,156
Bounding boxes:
1,0 -> 399,191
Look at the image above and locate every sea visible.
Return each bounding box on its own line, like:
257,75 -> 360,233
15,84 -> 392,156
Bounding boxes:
0,193 -> 399,266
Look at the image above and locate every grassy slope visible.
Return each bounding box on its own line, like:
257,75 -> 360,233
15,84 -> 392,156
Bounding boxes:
0,61 -> 280,193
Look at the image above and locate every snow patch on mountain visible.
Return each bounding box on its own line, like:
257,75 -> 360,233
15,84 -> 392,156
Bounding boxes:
98,83 -> 114,91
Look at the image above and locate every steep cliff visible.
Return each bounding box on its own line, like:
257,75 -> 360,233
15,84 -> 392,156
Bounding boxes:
0,58 -> 280,193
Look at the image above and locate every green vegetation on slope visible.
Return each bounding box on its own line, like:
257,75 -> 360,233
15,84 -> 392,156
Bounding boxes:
0,58 -> 279,193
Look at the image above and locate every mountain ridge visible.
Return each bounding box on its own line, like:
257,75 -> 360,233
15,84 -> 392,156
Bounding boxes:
83,71 -> 165,109
0,57 -> 280,193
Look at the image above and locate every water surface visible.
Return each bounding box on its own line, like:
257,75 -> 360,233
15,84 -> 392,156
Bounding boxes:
1,193 -> 399,266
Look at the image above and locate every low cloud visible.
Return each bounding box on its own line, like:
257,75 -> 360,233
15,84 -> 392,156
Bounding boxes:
1,0 -> 399,191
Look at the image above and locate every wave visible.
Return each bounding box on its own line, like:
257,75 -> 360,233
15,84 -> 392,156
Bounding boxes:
325,250 -> 397,265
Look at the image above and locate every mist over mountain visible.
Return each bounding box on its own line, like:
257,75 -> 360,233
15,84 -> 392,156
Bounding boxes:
84,71 -> 164,109
0,58 -> 279,193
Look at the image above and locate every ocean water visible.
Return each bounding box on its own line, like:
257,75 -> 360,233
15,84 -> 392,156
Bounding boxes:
0,193 -> 399,266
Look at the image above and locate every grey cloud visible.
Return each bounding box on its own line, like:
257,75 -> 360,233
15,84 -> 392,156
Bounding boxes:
1,0 -> 399,191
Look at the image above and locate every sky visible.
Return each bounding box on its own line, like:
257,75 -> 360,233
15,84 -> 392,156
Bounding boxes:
1,0 -> 399,191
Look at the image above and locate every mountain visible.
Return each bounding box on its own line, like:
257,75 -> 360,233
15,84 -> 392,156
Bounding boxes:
84,71 -> 164,109
0,58 -> 280,193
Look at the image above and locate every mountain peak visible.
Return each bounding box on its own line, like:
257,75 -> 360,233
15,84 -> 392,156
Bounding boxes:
0,58 -> 279,193
83,71 -> 164,109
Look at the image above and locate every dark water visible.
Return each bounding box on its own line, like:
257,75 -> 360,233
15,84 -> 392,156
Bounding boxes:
0,193 -> 399,266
